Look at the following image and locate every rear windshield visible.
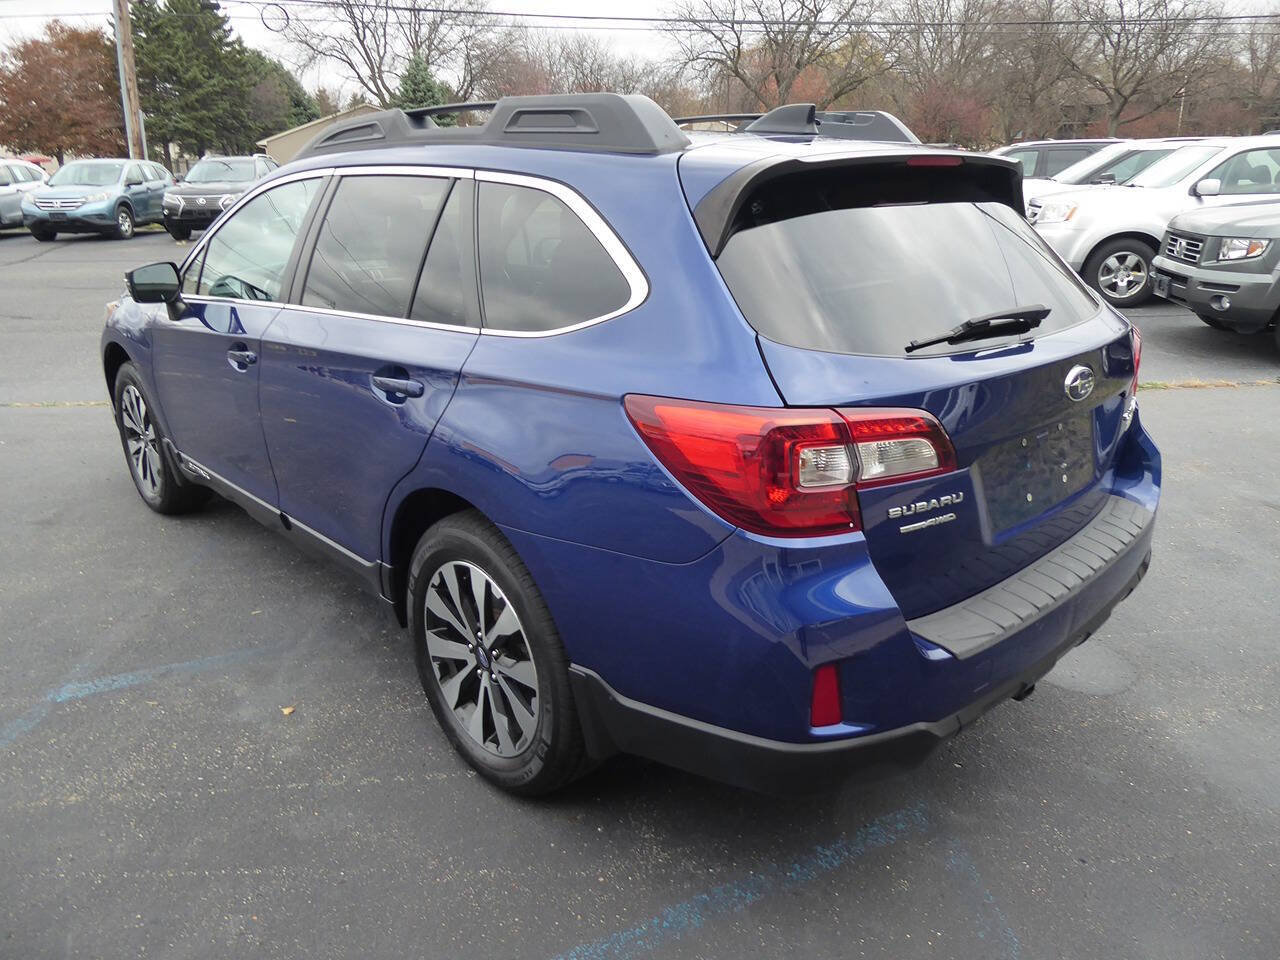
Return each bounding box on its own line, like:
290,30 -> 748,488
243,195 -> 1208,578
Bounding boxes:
716,200 -> 1099,357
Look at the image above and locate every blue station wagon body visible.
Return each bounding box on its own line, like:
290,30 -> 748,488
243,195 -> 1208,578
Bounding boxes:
101,95 -> 1159,793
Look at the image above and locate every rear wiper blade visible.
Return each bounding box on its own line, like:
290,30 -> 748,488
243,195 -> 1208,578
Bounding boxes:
905,304 -> 1051,354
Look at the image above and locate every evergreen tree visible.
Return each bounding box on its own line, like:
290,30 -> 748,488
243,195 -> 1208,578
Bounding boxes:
243,49 -> 319,142
392,55 -> 455,125
131,0 -> 254,159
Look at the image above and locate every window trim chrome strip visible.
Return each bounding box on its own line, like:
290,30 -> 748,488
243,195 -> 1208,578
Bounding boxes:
178,164 -> 648,340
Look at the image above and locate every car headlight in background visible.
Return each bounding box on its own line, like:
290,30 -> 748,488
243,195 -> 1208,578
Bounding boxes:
84,191 -> 111,203
1217,237 -> 1270,261
1033,201 -> 1078,224
163,192 -> 181,207
219,194 -> 237,210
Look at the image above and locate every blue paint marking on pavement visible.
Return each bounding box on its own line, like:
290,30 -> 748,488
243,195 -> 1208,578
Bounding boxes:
947,848 -> 1021,959
0,648 -> 269,749
47,648 -> 265,703
550,801 -> 929,960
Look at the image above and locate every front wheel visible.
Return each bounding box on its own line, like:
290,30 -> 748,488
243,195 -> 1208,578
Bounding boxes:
407,511 -> 587,795
113,205 -> 135,240
29,224 -> 56,242
112,362 -> 209,514
1084,239 -> 1157,307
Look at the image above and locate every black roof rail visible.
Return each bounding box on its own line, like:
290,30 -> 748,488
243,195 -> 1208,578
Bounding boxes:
294,93 -> 692,161
672,112 -> 761,127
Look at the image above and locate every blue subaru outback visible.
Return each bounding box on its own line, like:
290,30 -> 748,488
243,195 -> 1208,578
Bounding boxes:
101,95 -> 1159,795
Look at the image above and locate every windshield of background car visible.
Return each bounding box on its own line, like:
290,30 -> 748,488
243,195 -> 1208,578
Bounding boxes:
717,200 -> 1098,357
1129,145 -> 1225,187
48,162 -> 123,187
185,159 -> 256,183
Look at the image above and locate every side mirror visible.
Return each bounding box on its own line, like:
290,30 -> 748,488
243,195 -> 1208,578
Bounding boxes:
127,262 -> 181,303
1094,173 -> 1117,185
1194,178 -> 1221,197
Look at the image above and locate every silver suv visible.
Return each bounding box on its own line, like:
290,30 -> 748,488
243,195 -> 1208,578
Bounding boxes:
1028,137 -> 1280,306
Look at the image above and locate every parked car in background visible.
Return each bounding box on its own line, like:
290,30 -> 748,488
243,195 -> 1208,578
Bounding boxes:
102,95 -> 1157,796
1027,138 -> 1280,306
23,158 -> 173,241
991,138 -> 1119,178
1020,138 -> 1198,209
162,154 -> 279,240
1151,200 -> 1280,346
0,158 -> 47,229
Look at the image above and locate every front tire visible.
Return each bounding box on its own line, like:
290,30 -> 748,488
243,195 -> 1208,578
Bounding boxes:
113,205 -> 135,240
165,222 -> 191,241
1084,238 -> 1157,307
407,511 -> 587,795
29,224 -> 56,242
112,362 -> 208,514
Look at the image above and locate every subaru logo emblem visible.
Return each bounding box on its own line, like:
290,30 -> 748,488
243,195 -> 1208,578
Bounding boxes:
1064,365 -> 1095,402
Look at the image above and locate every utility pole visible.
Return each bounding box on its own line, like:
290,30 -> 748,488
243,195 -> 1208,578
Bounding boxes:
112,0 -> 147,159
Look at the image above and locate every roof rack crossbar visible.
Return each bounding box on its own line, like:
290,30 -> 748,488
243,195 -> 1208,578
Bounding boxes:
402,101 -> 497,121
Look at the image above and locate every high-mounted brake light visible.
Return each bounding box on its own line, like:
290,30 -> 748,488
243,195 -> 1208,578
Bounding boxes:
906,155 -> 964,167
623,396 -> 957,538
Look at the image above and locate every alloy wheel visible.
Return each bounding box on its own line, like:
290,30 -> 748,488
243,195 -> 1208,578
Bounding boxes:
1097,252 -> 1148,300
120,384 -> 161,497
423,560 -> 540,757
117,209 -> 134,238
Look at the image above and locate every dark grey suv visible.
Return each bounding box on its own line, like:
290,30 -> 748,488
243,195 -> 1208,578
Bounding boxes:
1151,201 -> 1280,349
162,154 -> 278,240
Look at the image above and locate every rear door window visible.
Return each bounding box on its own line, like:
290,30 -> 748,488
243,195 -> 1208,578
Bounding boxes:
302,174 -> 450,318
716,199 -> 1098,357
476,181 -> 630,332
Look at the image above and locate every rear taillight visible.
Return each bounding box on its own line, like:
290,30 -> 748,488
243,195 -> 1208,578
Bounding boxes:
623,396 -> 956,537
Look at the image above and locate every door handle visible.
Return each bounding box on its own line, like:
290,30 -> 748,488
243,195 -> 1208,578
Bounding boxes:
372,375 -> 424,398
227,348 -> 257,369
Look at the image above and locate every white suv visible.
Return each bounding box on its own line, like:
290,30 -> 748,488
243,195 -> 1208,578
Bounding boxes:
1028,137 -> 1280,306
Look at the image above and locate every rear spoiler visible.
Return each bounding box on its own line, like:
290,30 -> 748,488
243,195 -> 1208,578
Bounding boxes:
693,152 -> 1024,258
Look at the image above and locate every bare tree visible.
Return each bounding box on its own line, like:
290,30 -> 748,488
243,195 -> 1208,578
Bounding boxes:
1064,0 -> 1227,134
988,0 -> 1077,139
283,0 -> 507,106
669,0 -> 897,109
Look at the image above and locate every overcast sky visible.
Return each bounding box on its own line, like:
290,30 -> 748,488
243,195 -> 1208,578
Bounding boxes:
0,0 -> 679,97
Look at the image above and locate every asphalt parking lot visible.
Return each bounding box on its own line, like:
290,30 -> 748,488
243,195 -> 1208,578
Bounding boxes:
1,228 -> 1278,960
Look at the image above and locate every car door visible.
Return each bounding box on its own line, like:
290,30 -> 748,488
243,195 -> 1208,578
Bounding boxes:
1042,146 -> 1092,177
1003,148 -> 1040,177
258,170 -> 480,564
143,163 -> 166,220
151,174 -> 326,506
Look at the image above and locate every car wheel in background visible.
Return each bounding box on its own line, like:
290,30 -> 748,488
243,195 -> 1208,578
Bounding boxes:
165,223 -> 191,242
113,205 -> 135,240
1197,313 -> 1230,330
112,362 -> 209,514
407,510 -> 588,796
29,225 -> 56,242
1084,238 -> 1157,307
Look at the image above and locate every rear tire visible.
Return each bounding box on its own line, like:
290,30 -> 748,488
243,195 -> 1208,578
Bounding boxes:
165,223 -> 191,241
407,510 -> 587,795
112,362 -> 209,514
29,224 -> 55,242
1084,238 -> 1157,307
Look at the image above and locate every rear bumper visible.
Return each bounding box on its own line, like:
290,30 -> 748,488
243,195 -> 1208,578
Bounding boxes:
571,535 -> 1151,794
1150,254 -> 1279,332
